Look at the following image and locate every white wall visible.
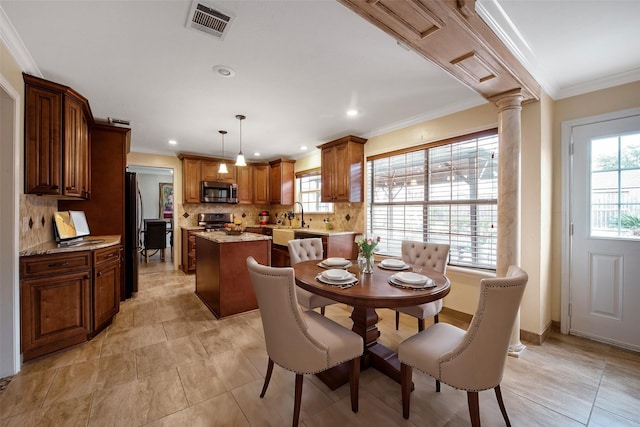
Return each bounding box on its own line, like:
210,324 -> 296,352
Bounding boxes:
137,173 -> 172,220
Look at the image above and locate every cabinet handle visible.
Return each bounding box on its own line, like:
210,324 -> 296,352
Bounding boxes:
48,261 -> 69,267
104,253 -> 116,259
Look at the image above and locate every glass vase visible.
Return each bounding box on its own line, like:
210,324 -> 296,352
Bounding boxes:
358,253 -> 374,274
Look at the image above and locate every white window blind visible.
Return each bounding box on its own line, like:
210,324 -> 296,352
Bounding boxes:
367,130 -> 498,269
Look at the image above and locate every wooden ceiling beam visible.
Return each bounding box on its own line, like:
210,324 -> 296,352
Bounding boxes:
338,0 -> 541,103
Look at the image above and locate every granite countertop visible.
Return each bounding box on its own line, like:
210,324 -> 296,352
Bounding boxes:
244,224 -> 357,237
193,231 -> 272,243
20,235 -> 122,257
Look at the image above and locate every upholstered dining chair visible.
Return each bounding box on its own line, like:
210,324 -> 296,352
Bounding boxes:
398,265 -> 528,426
394,241 -> 450,331
246,257 -> 363,427
288,238 -> 338,315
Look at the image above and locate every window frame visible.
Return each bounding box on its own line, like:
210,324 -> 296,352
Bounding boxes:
295,168 -> 334,214
367,129 -> 499,270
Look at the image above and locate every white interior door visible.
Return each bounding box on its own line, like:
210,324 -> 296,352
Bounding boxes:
570,113 -> 640,351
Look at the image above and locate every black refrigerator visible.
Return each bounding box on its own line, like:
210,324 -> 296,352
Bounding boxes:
124,172 -> 140,298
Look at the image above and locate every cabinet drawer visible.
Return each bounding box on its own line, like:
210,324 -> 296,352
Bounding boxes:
21,251 -> 92,278
94,245 -> 121,267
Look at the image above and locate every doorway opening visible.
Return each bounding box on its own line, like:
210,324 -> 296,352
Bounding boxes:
0,76 -> 20,376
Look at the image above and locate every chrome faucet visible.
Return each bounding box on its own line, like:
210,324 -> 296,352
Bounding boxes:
293,201 -> 305,228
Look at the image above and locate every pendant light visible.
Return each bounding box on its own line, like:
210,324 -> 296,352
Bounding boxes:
218,130 -> 228,174
235,114 -> 247,167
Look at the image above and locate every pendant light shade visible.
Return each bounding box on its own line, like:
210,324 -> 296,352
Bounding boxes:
218,130 -> 228,174
235,114 -> 247,167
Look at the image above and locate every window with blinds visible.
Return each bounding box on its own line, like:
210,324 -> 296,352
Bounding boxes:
367,130 -> 498,270
296,169 -> 333,213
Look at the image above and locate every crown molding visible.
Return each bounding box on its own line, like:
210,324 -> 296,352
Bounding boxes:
556,67 -> 640,100
476,0 -> 640,100
475,0 -> 558,98
0,6 -> 41,77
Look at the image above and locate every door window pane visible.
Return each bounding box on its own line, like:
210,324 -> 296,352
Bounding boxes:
590,133 -> 640,238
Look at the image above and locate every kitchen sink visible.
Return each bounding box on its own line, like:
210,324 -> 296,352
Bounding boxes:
272,228 -> 296,246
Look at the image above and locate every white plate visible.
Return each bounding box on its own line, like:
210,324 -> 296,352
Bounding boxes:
318,260 -> 353,269
315,273 -> 357,287
324,257 -> 349,267
323,269 -> 351,280
380,259 -> 406,268
388,276 -> 434,289
395,272 -> 429,285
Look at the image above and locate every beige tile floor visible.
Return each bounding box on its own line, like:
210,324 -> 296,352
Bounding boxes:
1,258 -> 639,426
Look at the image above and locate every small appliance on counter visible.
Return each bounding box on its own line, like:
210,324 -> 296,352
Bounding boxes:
259,211 -> 270,225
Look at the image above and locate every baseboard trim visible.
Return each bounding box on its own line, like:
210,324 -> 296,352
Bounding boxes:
443,307 -> 557,346
441,307 -> 473,324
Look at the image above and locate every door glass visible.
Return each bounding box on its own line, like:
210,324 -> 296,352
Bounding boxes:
590,132 -> 640,238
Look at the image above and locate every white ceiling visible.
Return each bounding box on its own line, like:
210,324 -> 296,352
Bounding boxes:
2,0 -> 639,162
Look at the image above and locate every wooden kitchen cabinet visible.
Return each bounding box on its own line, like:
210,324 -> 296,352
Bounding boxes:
236,164 -> 253,204
20,251 -> 93,361
92,246 -> 121,335
60,123 -> 130,300
269,159 -> 295,205
319,135 -> 367,203
253,163 -> 270,204
181,228 -> 200,274
182,157 -> 202,203
180,154 -> 237,203
20,243 -> 123,361
202,159 -> 237,183
24,73 -> 93,199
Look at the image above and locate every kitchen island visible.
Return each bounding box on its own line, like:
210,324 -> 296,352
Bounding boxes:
194,231 -> 271,318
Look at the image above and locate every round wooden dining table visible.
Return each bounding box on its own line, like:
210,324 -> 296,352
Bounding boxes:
293,259 -> 450,390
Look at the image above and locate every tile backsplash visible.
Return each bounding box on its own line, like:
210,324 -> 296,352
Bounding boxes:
176,202 -> 364,232
19,194 -> 57,251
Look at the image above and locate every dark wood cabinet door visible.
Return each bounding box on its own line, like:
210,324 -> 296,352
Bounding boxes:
321,146 -> 336,202
237,165 -> 253,204
183,158 -> 201,203
201,160 -> 219,181
333,142 -> 351,201
24,85 -> 63,195
253,164 -> 269,204
24,74 -> 93,199
63,96 -> 90,198
268,159 -> 295,205
20,270 -> 91,361
93,258 -> 120,333
202,159 -> 237,183
320,136 -> 366,203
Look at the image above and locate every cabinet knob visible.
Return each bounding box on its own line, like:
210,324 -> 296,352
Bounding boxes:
97,272 -> 103,277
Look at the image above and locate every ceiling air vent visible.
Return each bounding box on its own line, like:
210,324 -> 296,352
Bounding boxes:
186,1 -> 234,40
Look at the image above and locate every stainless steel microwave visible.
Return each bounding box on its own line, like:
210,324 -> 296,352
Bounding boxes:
201,181 -> 238,204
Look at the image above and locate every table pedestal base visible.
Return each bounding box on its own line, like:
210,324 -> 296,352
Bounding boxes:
315,306 -> 408,390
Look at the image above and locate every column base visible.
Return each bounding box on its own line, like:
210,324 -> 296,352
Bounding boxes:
508,342 -> 527,358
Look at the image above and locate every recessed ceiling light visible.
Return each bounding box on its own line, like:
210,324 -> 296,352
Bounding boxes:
168,140 -> 177,145
213,65 -> 236,78
253,152 -> 261,156
347,109 -> 358,117
300,146 -> 308,151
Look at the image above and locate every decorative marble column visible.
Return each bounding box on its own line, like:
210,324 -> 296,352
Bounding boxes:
492,90 -> 526,357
